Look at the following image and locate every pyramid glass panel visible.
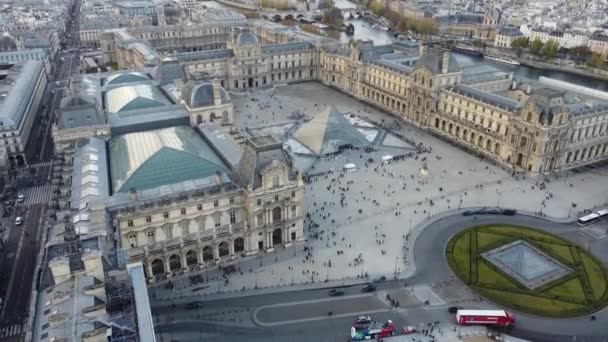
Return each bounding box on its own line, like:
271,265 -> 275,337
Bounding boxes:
482,240 -> 572,289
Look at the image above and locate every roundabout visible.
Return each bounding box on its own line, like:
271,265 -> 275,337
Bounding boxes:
411,210 -> 608,342
445,224 -> 608,318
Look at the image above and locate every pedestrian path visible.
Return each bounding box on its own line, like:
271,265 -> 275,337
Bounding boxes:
17,185 -> 53,207
0,323 -> 24,338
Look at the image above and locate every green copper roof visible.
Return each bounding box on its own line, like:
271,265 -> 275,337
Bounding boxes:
109,126 -> 228,193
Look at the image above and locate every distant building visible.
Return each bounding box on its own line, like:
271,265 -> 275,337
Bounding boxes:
524,27 -> 589,49
0,60 -> 47,168
588,32 -> 608,58
494,25 -> 524,48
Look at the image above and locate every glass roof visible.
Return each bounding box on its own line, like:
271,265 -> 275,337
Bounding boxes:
105,84 -> 171,113
109,126 -> 228,193
105,72 -> 150,85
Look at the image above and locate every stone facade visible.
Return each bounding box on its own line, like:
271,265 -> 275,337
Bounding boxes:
94,22 -> 608,176
111,137 -> 305,281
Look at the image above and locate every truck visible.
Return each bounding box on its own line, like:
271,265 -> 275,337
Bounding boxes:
456,309 -> 515,328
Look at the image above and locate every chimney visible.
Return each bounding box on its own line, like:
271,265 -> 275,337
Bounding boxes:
511,80 -> 517,90
82,250 -> 104,281
212,78 -> 221,105
49,256 -> 71,285
441,51 -> 450,74
418,43 -> 426,56
525,85 -> 532,95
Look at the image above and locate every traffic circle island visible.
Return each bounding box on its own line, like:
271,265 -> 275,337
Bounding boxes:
446,224 -> 608,318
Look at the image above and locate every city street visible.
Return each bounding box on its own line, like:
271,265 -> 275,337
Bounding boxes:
152,212 -> 608,342
0,0 -> 82,339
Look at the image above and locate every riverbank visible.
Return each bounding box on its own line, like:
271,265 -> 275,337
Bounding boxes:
215,0 -> 259,11
519,58 -> 608,82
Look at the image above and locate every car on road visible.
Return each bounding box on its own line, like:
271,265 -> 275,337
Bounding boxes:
486,209 -> 501,215
222,265 -> 237,274
462,210 -> 475,216
372,276 -> 386,283
362,284 -> 376,292
501,209 -> 517,215
328,289 -> 344,296
448,306 -> 460,314
186,301 -> 204,309
16,193 -> 24,204
354,315 -> 372,325
15,216 -> 23,225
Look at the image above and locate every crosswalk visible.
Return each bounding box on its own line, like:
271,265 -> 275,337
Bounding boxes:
0,323 -> 24,338
16,185 -> 53,207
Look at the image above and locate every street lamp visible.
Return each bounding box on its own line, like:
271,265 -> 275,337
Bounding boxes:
394,255 -> 399,275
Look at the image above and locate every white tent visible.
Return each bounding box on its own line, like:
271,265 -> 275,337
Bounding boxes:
344,163 -> 356,171
382,155 -> 393,163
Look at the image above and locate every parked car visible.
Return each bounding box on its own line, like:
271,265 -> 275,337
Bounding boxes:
329,289 -> 345,296
448,306 -> 460,314
222,265 -> 237,274
186,301 -> 204,309
372,276 -> 386,283
362,284 -> 376,292
462,211 -> 475,216
16,193 -> 24,203
501,209 -> 517,216
15,216 -> 23,226
486,209 -> 501,215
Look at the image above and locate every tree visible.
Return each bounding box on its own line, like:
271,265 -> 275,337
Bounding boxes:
412,18 -> 434,35
321,0 -> 333,9
569,45 -> 592,63
370,1 -> 384,16
529,38 -> 544,56
586,53 -> 605,68
510,37 -> 529,56
322,7 -> 343,27
541,39 -> 559,60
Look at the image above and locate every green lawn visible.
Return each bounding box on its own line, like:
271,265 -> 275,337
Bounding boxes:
449,230 -> 471,284
476,260 -> 523,291
446,225 -> 608,317
544,277 -> 586,303
580,253 -> 608,301
476,232 -> 514,252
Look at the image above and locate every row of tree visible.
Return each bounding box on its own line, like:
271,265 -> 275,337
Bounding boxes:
511,37 -> 605,68
366,1 -> 434,35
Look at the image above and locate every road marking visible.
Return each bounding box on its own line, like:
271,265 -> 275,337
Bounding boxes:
256,293 -> 374,309
251,293 -> 392,327
253,308 -> 392,327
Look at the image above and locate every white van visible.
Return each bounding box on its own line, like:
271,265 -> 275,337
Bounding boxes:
15,216 -> 23,226
344,163 -> 356,172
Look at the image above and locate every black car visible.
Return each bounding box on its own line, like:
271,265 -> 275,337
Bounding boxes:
186,301 -> 205,309
501,209 -> 517,216
362,284 -> 376,292
447,306 -> 460,314
462,210 -> 475,216
373,276 -> 386,283
329,289 -> 345,296
223,265 -> 237,274
486,209 -> 501,215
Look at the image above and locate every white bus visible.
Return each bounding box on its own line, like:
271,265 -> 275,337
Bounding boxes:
577,213 -> 600,226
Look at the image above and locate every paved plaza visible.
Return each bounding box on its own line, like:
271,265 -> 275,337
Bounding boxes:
150,82 -> 608,300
